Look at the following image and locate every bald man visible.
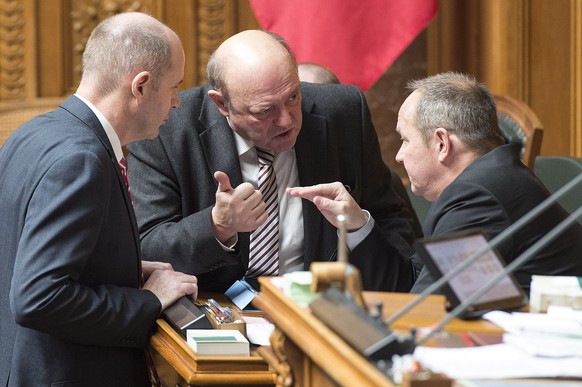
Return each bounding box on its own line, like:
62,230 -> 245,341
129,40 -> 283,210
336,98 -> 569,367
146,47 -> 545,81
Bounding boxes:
127,30 -> 418,293
298,62 -> 341,84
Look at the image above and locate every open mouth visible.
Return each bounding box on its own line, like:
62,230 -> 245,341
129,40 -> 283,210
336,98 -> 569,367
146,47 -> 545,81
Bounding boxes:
275,128 -> 293,140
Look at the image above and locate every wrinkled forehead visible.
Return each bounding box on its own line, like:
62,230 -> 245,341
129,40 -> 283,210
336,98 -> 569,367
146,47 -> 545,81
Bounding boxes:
226,62 -> 300,108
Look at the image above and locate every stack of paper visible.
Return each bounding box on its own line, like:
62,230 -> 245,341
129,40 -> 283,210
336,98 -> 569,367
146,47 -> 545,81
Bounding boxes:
529,275 -> 582,312
186,329 -> 249,356
485,308 -> 582,357
413,308 -> 582,380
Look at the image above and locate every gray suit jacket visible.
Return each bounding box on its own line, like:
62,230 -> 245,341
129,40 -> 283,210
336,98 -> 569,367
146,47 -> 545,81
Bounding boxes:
411,145 -> 582,293
127,83 -> 418,293
0,96 -> 161,386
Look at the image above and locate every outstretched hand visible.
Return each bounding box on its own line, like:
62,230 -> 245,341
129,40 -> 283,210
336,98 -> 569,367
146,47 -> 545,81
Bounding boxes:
211,171 -> 268,244
286,182 -> 367,230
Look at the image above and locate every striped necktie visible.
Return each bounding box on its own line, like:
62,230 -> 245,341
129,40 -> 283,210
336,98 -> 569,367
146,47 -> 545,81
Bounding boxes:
247,148 -> 279,277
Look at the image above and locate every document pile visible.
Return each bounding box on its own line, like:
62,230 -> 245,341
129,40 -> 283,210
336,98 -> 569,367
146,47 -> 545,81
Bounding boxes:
413,306 -> 582,380
529,275 -> 582,313
485,307 -> 582,358
186,329 -> 250,356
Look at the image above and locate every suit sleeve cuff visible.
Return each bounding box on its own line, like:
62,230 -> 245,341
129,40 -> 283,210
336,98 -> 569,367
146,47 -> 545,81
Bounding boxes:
344,210 -> 374,251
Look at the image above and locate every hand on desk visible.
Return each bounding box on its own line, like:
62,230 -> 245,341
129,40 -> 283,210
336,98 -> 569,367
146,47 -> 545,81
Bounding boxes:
211,171 -> 268,244
141,261 -> 199,310
287,182 -> 367,231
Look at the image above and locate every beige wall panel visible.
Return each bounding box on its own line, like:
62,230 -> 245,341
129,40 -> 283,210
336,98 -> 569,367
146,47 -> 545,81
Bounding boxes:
530,0 -> 572,156
37,0 -> 65,97
478,0 -> 527,98
162,0 -> 197,88
428,0 -> 581,157
572,0 -> 582,156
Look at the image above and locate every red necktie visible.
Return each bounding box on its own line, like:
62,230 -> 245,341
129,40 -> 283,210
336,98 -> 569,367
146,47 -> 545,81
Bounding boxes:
118,157 -> 133,203
119,157 -> 160,386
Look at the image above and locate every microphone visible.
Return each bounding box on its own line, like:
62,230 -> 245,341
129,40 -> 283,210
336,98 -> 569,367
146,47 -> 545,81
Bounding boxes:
416,204 -> 582,345
386,171 -> 582,327
309,214 -> 416,360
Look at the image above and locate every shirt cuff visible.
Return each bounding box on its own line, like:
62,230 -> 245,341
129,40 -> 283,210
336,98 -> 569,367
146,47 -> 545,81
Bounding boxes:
217,234 -> 238,251
344,210 -> 374,251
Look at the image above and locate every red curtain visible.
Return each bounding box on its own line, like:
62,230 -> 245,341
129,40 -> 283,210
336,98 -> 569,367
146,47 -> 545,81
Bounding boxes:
249,0 -> 438,91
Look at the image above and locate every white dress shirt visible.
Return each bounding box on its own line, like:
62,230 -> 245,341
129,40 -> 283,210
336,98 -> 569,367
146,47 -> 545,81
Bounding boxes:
74,94 -> 124,164
221,131 -> 374,274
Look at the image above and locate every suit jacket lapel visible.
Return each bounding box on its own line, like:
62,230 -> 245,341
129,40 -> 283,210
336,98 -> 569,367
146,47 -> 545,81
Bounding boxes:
197,95 -> 250,258
295,106 -> 329,260
198,97 -> 243,187
61,96 -> 142,267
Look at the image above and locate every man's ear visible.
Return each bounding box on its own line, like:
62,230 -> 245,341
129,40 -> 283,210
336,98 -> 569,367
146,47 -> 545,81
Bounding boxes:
208,89 -> 229,117
434,127 -> 452,162
131,71 -> 151,98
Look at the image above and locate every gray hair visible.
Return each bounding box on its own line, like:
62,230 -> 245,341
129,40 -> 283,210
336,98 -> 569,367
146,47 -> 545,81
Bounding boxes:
407,72 -> 505,153
82,12 -> 174,96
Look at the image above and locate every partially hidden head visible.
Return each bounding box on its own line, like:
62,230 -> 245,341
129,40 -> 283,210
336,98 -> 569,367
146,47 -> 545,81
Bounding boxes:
298,62 -> 340,85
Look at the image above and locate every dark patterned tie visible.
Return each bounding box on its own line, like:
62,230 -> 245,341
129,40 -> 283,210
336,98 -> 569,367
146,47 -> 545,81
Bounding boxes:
119,157 -> 160,386
118,157 -> 132,203
247,148 -> 279,277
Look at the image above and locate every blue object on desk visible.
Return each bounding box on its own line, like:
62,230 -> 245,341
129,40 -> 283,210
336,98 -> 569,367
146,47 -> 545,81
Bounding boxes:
225,279 -> 261,311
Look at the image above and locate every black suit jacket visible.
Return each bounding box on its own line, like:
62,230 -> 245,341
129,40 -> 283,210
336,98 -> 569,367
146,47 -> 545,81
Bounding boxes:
0,96 -> 161,386
127,83 -> 417,292
411,145 -> 582,293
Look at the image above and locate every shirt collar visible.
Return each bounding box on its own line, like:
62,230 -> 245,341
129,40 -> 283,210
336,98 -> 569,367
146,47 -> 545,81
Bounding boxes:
74,94 -> 124,163
232,130 -> 255,158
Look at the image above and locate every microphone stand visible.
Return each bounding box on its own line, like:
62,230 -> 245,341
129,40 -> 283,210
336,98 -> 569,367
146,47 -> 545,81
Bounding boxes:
337,214 -> 348,264
416,205 -> 582,345
386,172 -> 582,326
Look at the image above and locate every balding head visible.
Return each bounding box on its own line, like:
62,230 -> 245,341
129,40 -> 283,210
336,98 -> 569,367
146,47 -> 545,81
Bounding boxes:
298,62 -> 340,84
207,30 -> 298,101
80,12 -> 180,97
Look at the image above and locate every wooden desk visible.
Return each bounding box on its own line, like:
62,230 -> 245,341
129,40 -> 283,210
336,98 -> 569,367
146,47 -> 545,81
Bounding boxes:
253,277 -> 502,387
149,295 -> 276,386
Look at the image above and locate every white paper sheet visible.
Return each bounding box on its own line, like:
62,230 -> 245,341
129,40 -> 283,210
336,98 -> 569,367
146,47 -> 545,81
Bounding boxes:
413,344 -> 582,380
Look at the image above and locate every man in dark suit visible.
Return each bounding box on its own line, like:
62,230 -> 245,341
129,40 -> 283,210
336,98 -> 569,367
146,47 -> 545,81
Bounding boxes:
297,61 -> 424,239
0,12 -> 198,386
127,30 -> 418,293
394,72 -> 582,293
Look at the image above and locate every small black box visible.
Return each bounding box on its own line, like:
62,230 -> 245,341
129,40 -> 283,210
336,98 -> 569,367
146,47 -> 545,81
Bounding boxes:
162,297 -> 212,337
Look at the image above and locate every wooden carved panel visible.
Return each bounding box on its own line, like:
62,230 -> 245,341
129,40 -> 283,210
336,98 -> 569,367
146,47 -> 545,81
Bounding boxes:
196,0 -> 229,85
0,0 -> 27,100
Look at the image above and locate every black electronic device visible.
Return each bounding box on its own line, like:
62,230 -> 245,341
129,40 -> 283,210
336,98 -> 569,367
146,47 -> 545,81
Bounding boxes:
162,296 -> 213,337
414,230 -> 528,320
309,287 -> 415,360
